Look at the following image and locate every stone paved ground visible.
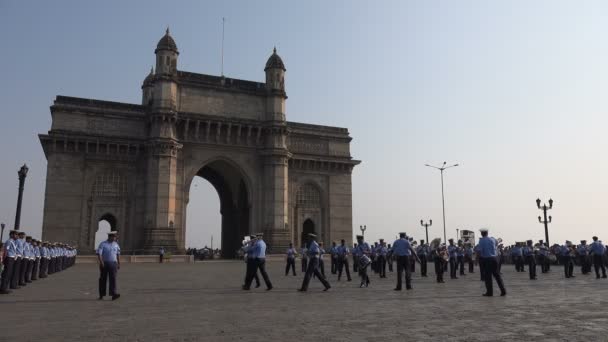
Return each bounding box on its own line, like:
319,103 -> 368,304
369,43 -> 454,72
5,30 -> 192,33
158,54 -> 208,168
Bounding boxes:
1,260 -> 608,342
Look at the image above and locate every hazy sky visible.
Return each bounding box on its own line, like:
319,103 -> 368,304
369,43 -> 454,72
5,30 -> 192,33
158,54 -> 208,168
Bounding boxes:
2,0 -> 608,248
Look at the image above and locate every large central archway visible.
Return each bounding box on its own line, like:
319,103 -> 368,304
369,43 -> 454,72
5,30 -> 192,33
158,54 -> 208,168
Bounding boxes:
185,159 -> 251,258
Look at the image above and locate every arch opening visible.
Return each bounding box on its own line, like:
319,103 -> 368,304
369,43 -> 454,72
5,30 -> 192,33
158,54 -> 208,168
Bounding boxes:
186,159 -> 251,258
94,213 -> 117,251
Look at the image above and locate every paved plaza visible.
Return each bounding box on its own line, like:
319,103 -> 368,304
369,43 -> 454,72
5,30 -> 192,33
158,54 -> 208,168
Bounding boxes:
1,260 -> 607,342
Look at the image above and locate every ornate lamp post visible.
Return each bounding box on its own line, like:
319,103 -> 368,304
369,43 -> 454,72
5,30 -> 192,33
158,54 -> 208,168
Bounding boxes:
359,225 -> 367,238
420,219 -> 432,243
536,198 -> 553,246
14,164 -> 29,231
425,162 -> 459,244
1,223 -> 5,241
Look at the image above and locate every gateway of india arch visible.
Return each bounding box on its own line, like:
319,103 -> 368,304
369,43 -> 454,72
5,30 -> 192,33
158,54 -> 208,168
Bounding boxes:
39,29 -> 360,257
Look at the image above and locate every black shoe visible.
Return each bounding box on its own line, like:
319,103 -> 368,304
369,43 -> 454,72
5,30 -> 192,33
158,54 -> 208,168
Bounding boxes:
266,286 -> 273,291
10,286 -> 19,290
0,290 -> 11,294
242,286 -> 250,290
111,294 -> 120,300
98,296 -> 104,300
394,288 -> 402,291
603,275 -> 607,278
406,286 -> 413,290
482,293 -> 493,297
323,286 -> 330,291
500,291 -> 507,296
297,288 -> 306,292
255,283 -> 261,288
347,278 -> 352,282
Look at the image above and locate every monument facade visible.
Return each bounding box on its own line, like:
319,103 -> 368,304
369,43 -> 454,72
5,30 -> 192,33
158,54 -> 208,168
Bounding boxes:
39,29 -> 359,256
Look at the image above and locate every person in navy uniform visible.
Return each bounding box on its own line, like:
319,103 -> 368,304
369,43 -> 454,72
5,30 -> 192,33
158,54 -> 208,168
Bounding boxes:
417,240 -> 429,277
244,233 -> 273,291
285,243 -> 297,276
355,235 -> 372,287
317,242 -> 327,277
392,233 -> 420,290
352,243 -> 359,273
577,240 -> 590,275
300,243 -> 308,274
457,240 -> 466,276
561,241 -> 575,279
464,242 -> 475,273
159,246 -> 165,263
330,241 -> 338,275
523,240 -> 537,280
386,243 -> 394,273
242,236 -> 260,289
39,241 -> 50,278
377,239 -> 387,278
31,239 -> 40,281
590,236 -> 607,279
298,233 -> 331,292
336,239 -> 351,281
0,230 -> 19,294
478,228 -> 506,297
511,243 -> 524,272
447,239 -> 458,279
24,236 -> 35,283
97,231 -> 121,300
15,231 -> 27,287
537,240 -> 549,274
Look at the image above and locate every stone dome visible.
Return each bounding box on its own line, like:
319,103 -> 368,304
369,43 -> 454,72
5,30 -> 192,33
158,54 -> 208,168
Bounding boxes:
155,28 -> 178,54
264,47 -> 286,71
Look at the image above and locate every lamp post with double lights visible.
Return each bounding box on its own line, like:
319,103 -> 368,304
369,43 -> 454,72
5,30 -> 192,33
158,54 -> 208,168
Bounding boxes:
359,225 -> 367,238
420,219 -> 432,244
536,198 -> 553,246
425,162 -> 459,244
14,164 -> 29,231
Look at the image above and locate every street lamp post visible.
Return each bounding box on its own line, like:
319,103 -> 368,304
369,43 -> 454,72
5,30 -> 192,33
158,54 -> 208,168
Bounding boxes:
14,164 -> 29,231
0,223 -> 5,241
420,219 -> 432,244
359,225 -> 367,238
425,162 -> 459,244
536,198 -> 553,246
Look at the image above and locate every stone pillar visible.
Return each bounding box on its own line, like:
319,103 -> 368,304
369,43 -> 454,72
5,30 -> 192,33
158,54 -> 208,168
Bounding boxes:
143,114 -> 182,253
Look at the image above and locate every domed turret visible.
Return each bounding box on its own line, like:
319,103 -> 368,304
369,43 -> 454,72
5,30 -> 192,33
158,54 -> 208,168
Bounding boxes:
155,28 -> 178,54
264,47 -> 286,72
155,28 -> 178,76
142,67 -> 154,105
265,47 -> 286,94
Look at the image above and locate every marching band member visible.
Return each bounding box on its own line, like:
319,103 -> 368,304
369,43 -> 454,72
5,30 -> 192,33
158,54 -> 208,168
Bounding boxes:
386,243 -> 394,273
577,240 -> 591,275
478,228 -> 506,297
355,235 -> 371,288
285,242 -> 297,276
377,239 -> 387,278
392,233 -> 419,291
298,234 -> 331,292
590,236 -> 606,279
447,239 -> 458,279
457,240 -> 465,276
336,239 -> 352,281
561,241 -> 575,279
417,240 -> 429,277
464,242 -> 475,274
300,243 -> 308,274
352,243 -> 359,273
431,239 -> 447,283
242,236 -> 260,289
523,240 -> 536,280
537,241 -> 550,274
330,241 -> 338,275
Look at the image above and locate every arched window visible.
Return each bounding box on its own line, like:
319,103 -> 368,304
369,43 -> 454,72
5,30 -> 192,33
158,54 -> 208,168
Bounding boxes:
296,184 -> 321,208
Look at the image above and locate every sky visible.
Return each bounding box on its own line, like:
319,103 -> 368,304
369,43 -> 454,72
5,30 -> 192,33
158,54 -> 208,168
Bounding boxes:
1,0 -> 608,249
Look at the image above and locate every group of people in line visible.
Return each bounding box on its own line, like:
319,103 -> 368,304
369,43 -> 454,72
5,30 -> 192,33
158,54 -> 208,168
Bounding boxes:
242,228 -> 608,297
0,229 -> 77,294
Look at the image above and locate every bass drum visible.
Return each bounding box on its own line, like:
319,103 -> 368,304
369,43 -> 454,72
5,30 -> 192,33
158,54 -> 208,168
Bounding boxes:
359,255 -> 372,269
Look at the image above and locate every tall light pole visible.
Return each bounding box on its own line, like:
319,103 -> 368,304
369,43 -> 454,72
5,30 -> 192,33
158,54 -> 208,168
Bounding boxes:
536,198 -> 553,246
15,164 -> 29,231
420,219 -> 432,244
425,162 -> 459,244
0,223 -> 5,241
359,225 -> 367,238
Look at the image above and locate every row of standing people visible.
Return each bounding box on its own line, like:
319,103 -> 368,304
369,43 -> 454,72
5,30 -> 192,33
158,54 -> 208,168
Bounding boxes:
509,237 -> 607,280
1,230 -> 77,294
